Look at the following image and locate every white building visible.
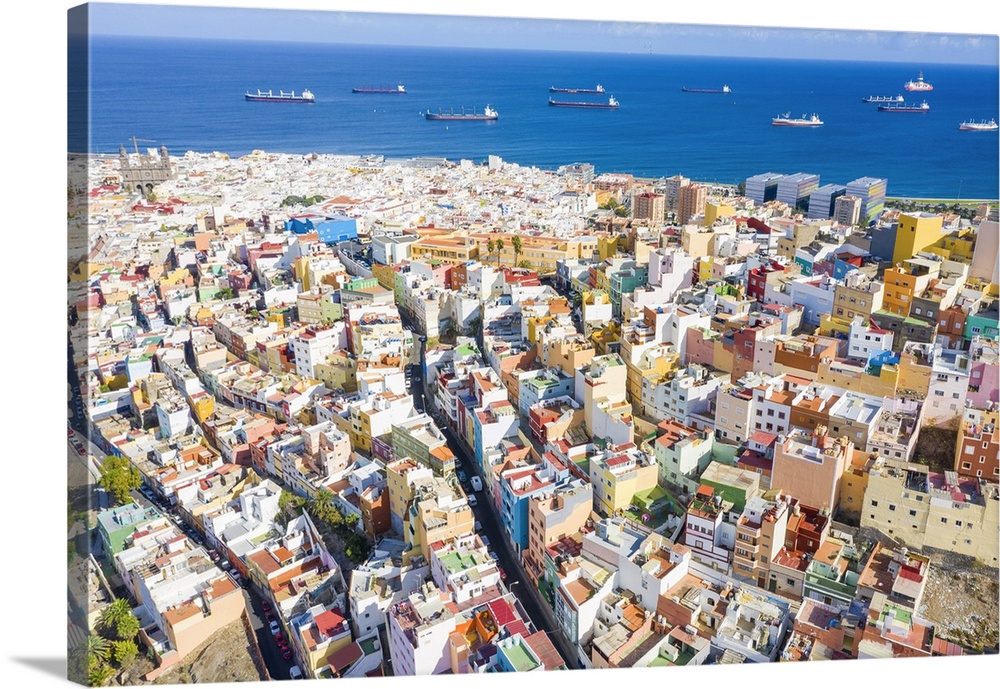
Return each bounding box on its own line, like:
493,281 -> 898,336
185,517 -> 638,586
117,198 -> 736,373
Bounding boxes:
292,323 -> 348,379
847,316 -> 894,362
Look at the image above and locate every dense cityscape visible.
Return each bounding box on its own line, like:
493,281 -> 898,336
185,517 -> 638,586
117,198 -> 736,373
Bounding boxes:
67,144 -> 999,685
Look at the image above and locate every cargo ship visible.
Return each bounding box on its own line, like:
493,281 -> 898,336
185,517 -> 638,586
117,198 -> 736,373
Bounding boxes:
681,85 -> 731,94
424,105 -> 498,121
771,113 -> 823,127
878,101 -> 930,113
548,96 -> 619,109
352,84 -> 406,94
862,94 -> 904,103
549,84 -> 605,94
244,89 -> 315,103
904,72 -> 933,91
959,119 -> 998,131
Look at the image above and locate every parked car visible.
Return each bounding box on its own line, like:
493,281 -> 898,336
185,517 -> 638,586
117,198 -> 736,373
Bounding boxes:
470,476 -> 483,492
281,649 -> 293,661
499,567 -> 507,581
457,470 -> 467,484
488,550 -> 499,562
269,620 -> 281,635
467,494 -> 478,507
289,666 -> 303,680
474,520 -> 482,531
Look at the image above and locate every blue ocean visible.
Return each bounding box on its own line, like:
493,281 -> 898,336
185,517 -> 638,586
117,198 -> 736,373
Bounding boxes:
81,36 -> 999,199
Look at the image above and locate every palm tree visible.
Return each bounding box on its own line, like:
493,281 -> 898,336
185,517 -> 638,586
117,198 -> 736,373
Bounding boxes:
495,238 -> 505,268
85,635 -> 111,665
511,235 -> 522,267
309,488 -> 339,525
487,238 -> 496,265
87,662 -> 115,687
99,598 -> 131,636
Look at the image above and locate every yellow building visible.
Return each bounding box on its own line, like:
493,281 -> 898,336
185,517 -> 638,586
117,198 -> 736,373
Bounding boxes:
589,321 -> 621,357
470,232 -> 578,273
385,458 -> 434,540
315,351 -> 358,393
589,448 -> 658,517
410,233 -> 481,264
188,389 -> 215,424
370,263 -> 398,290
892,212 -> 944,265
681,225 -> 714,259
926,230 -> 976,263
861,458 -> 999,566
540,337 -> 595,377
597,236 -> 620,262
814,357 -> 899,398
297,289 -> 327,324
408,479 -> 475,562
704,201 -> 735,227
838,448 -> 874,518
698,257 -> 715,282
299,607 -> 354,677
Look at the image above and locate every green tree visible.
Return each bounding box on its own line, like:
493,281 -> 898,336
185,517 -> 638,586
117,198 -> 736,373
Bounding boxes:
279,489 -> 305,515
495,238 -> 505,267
218,286 -> 234,300
98,457 -> 142,505
88,662 -> 115,687
518,260 -> 533,270
113,613 -> 140,642
85,634 -> 112,668
309,488 -> 340,526
511,235 -> 522,267
99,598 -> 132,636
111,639 -> 138,667
486,238 -> 496,266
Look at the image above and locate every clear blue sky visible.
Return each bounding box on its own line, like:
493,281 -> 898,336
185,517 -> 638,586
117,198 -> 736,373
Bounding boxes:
81,1 -> 1000,65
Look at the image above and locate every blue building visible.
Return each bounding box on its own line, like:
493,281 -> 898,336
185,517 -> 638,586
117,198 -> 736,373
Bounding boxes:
285,213 -> 359,246
500,466 -> 557,554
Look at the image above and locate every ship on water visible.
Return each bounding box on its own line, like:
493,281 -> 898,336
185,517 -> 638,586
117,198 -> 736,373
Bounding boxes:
424,105 -> 498,121
862,94 -> 905,103
878,101 -> 930,113
352,84 -> 406,94
959,119 -> 999,131
771,113 -> 823,127
244,88 -> 315,103
548,96 -> 619,109
904,71 -> 933,91
681,85 -> 731,94
549,84 -> 605,94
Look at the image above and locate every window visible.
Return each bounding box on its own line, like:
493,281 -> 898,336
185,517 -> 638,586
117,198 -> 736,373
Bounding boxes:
889,504 -> 896,511
909,509 -> 917,516
871,500 -> 878,507
941,517 -> 947,524
966,445 -> 975,454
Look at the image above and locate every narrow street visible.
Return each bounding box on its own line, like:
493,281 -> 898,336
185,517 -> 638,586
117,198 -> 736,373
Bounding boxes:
407,320 -> 581,669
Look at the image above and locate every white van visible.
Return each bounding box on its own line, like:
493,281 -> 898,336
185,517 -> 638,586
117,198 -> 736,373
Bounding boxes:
470,476 -> 483,492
